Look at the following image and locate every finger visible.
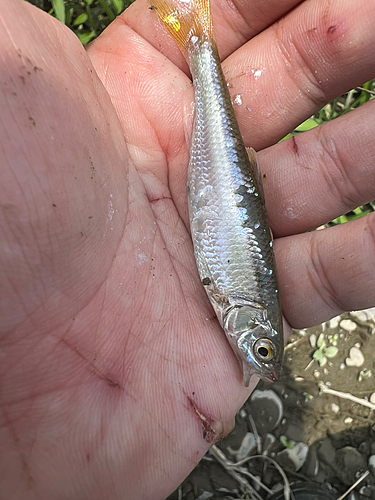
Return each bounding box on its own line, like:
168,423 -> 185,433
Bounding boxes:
121,0 -> 304,70
224,0 -> 375,149
276,212 -> 375,329
260,99 -> 375,238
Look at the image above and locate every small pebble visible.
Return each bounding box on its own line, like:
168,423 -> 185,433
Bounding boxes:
313,370 -> 320,378
340,363 -> 346,370
350,310 -> 369,323
239,409 -> 247,418
295,376 -> 304,382
309,334 -> 317,348
340,319 -> 357,332
344,417 -> 353,424
329,316 -> 340,329
196,493 -> 213,500
370,393 -> 375,404
369,455 -> 375,470
235,432 -> 256,461
346,346 -> 365,367
331,403 -> 340,413
277,442 -> 309,471
263,433 -> 276,456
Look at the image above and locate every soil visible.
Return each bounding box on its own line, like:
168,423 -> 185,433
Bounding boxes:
167,309 -> 375,500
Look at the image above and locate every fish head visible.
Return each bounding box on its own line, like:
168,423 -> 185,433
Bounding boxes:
223,304 -> 283,386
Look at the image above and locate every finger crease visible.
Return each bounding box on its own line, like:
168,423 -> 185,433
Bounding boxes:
272,25 -> 327,108
307,233 -> 345,315
319,135 -> 363,212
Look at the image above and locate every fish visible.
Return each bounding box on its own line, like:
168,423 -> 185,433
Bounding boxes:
149,0 -> 283,386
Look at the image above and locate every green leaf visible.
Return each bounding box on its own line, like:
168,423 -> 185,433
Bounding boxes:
280,435 -> 295,449
325,346 -> 339,358
110,0 -> 124,14
316,334 -> 325,348
77,31 -> 96,45
73,13 -> 88,26
294,118 -> 319,132
51,0 -> 65,24
303,392 -> 313,402
313,348 -> 325,362
358,369 -> 372,382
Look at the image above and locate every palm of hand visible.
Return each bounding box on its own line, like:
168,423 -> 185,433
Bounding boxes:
2,0 -> 375,499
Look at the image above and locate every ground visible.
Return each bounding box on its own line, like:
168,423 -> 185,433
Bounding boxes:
168,309 -> 375,500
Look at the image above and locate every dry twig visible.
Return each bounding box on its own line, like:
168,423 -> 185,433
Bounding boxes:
318,382 -> 375,410
234,455 -> 291,500
336,470 -> 370,500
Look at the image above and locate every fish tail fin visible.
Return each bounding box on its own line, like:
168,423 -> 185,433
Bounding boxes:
149,0 -> 213,53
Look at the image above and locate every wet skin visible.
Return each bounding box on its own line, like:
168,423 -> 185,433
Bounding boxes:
1,0 -> 375,499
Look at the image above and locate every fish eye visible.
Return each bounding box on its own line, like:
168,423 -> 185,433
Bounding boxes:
253,339 -> 275,362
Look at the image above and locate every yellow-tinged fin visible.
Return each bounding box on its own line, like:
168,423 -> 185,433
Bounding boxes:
149,0 -> 213,53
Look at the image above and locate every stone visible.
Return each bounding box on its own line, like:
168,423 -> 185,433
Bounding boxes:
196,493 -> 213,500
284,421 -> 305,443
359,440 -> 370,455
331,403 -> 340,413
317,438 -> 336,465
335,446 -> 367,485
329,316 -> 340,329
309,334 -> 317,348
276,442 -> 309,471
345,346 -> 365,367
303,444 -> 320,478
250,390 -> 283,433
340,319 -> 357,332
235,432 -> 256,461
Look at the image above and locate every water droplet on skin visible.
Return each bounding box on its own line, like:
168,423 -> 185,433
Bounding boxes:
234,94 -> 242,105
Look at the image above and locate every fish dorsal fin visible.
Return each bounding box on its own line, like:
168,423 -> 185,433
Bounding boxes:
149,0 -> 213,54
247,147 -> 265,203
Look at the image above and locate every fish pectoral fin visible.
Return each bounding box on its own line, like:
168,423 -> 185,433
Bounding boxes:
241,360 -> 254,388
246,147 -> 265,203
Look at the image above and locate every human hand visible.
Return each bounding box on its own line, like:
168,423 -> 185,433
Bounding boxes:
1,0 -> 374,499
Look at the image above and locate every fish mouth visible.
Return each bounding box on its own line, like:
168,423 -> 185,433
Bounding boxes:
242,361 -> 281,387
260,364 -> 282,383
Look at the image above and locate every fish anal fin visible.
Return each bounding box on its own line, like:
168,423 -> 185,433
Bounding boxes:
149,0 -> 213,53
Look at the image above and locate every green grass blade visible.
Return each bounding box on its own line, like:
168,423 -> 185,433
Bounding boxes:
110,0 -> 124,14
51,0 -> 65,24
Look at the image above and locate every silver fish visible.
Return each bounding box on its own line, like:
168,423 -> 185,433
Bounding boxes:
150,0 -> 283,386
